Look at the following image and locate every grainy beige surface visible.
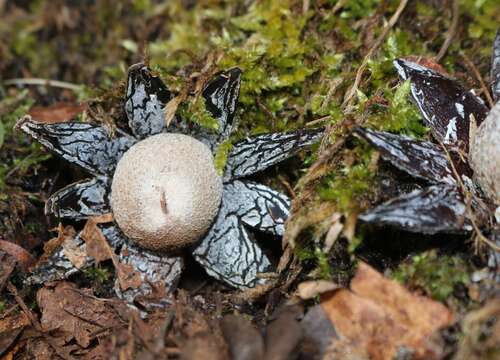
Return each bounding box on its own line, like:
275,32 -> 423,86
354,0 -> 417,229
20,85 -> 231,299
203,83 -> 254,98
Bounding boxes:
470,102 -> 500,206
111,133 -> 223,251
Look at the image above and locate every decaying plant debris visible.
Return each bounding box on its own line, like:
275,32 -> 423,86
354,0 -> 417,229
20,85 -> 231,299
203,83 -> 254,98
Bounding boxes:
0,1 -> 499,359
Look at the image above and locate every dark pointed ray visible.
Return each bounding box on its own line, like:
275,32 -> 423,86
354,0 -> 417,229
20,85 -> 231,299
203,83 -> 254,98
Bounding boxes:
359,185 -> 471,234
45,177 -> 110,220
17,117 -> 136,176
202,68 -> 242,140
114,243 -> 183,309
394,59 -> 488,151
224,180 -> 290,236
492,29 -> 500,102
25,224 -> 127,285
355,128 -> 457,185
125,63 -> 172,139
193,192 -> 272,289
226,128 -> 323,179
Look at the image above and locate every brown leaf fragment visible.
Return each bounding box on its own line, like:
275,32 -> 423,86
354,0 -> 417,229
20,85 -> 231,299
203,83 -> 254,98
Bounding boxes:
28,102 -> 87,124
37,224 -> 76,266
317,262 -> 453,360
36,282 -> 125,348
81,215 -> 142,291
81,217 -> 112,263
0,240 -> 35,270
61,235 -> 87,270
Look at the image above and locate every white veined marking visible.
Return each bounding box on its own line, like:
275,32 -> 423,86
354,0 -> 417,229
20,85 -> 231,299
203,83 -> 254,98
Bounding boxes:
444,117 -> 458,144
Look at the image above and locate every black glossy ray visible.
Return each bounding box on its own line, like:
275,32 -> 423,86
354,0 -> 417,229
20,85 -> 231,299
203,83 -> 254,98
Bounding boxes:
491,29 -> 500,102
17,117 -> 136,176
192,190 -> 272,289
25,224 -> 127,285
202,68 -> 242,140
355,128 -> 456,185
45,176 -> 110,220
226,127 -> 323,179
114,243 -> 183,308
125,63 -> 172,139
359,184 -> 471,234
394,59 -> 488,151
224,180 -> 290,236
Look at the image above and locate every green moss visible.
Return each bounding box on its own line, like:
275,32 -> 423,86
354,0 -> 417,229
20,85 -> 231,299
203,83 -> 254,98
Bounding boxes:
214,140 -> 233,176
83,265 -> 111,284
179,95 -> 219,130
392,250 -> 470,302
318,144 -> 376,213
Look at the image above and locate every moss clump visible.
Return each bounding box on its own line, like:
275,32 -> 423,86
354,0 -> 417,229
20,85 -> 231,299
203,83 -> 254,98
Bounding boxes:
213,140 -> 233,176
391,250 -> 470,302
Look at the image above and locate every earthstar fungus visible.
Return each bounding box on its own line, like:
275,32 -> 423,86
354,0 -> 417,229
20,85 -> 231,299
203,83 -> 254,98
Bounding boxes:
356,31 -> 500,280
19,64 -> 322,307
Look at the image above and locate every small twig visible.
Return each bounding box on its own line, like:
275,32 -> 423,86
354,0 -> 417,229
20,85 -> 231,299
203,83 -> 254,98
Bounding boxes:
342,0 -> 409,106
3,78 -> 82,91
436,0 -> 460,62
461,53 -> 495,108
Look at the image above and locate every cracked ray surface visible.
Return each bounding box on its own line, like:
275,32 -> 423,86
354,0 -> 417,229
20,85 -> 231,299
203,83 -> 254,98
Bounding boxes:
17,118 -> 136,176
394,59 -> 488,152
21,63 -> 321,306
492,30 -> 500,102
115,243 -> 183,308
224,180 -> 290,236
26,224 -> 127,285
355,128 -> 457,186
192,188 -> 272,289
359,185 -> 471,234
45,176 -> 110,219
226,128 -> 323,179
125,63 -> 172,139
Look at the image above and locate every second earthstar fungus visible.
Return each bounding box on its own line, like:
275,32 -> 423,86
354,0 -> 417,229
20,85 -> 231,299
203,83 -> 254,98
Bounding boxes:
356,30 -> 500,281
17,64 -> 322,308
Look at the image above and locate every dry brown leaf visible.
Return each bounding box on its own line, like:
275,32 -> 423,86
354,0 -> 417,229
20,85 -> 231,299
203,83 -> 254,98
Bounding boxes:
317,262 -> 453,360
81,215 -> 141,290
61,236 -> 87,269
37,282 -> 126,348
38,224 -> 76,266
28,102 -> 86,123
163,95 -> 185,126
80,214 -> 113,263
0,240 -> 35,270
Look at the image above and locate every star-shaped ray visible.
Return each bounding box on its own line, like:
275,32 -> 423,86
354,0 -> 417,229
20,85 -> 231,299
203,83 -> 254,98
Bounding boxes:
45,176 -> 110,219
225,128 -> 323,179
394,59 -> 488,151
16,118 -> 136,176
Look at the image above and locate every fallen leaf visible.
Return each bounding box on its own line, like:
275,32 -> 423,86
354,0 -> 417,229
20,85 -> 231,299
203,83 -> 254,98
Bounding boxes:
28,102 -> 86,123
81,215 -> 141,290
164,95 -> 185,126
37,282 -> 126,348
0,240 -> 35,270
62,235 -> 87,269
304,262 -> 453,360
81,215 -> 113,263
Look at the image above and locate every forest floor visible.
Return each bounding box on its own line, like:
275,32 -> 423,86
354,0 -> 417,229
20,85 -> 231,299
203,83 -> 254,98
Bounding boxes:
0,1 -> 499,359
